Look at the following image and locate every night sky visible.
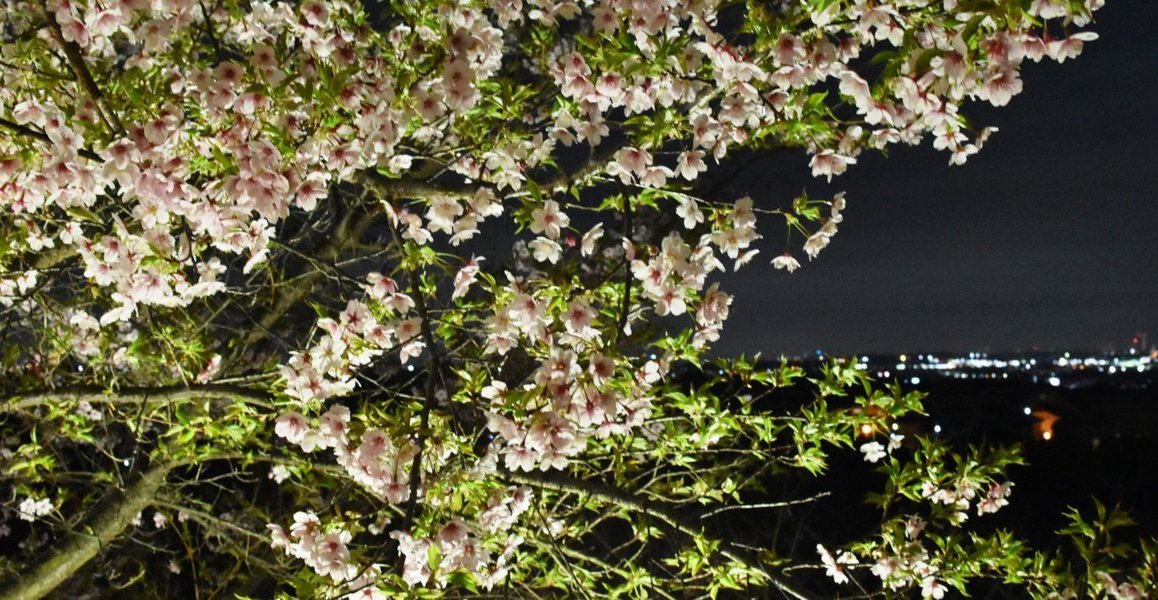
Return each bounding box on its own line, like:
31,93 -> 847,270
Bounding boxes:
716,0 -> 1158,357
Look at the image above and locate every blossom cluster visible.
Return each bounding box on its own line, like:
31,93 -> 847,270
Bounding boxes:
1,0 -> 1107,313
481,348 -> 660,473
393,488 -> 531,589
16,495 -> 53,522
279,275 -> 422,406
269,511 -> 359,583
865,516 -> 950,599
921,477 -> 1015,525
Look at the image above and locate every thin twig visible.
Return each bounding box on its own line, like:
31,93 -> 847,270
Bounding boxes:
699,492 -> 832,520
0,116 -> 102,161
614,189 -> 633,345
379,202 -> 443,535
504,468 -> 814,600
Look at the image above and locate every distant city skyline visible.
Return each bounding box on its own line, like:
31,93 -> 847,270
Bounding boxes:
714,0 -> 1157,356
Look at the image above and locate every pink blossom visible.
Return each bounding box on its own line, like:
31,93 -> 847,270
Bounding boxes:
452,256 -> 485,301
809,150 -> 857,181
979,68 -> 1023,107
318,404 -> 351,445
528,237 -> 562,264
771,253 -> 801,273
275,411 -> 309,444
675,150 -> 708,181
921,576 -> 947,599
17,496 -> 54,521
529,200 -> 569,239
817,544 -> 858,585
563,298 -> 597,339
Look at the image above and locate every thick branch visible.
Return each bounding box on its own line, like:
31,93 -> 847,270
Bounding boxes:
504,469 -> 813,600
355,171 -> 479,202
2,383 -> 275,413
0,464 -> 172,600
30,245 -> 78,270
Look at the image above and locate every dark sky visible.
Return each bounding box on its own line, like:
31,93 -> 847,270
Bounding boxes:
716,0 -> 1158,357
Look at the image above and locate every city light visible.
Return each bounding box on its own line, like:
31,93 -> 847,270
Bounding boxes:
848,350 -> 1151,392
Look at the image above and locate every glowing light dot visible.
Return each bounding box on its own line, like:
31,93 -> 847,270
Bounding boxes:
1043,431 -> 1053,441
1023,407 -> 1032,416
933,424 -> 942,434
859,423 -> 873,436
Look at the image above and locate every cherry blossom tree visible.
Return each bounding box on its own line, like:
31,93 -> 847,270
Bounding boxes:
1,0 -> 1153,598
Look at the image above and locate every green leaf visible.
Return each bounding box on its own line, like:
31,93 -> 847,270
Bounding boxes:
427,541 -> 443,571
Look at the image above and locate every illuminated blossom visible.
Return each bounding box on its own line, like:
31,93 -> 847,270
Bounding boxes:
817,544 -> 858,585
771,253 -> 801,273
17,496 -> 53,521
530,200 -> 570,240
921,576 -> 947,599
275,412 -> 309,444
860,441 -> 887,463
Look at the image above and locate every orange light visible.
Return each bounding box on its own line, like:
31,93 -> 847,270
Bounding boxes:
1031,409 -> 1059,442
859,423 -> 873,437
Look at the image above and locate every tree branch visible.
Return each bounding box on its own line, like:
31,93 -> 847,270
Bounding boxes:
698,492 -> 832,520
0,116 -> 102,161
378,204 -> 444,533
153,497 -> 269,545
43,9 -> 124,135
355,136 -> 626,204
235,201 -> 381,352
0,464 -> 172,600
1,383 -> 275,413
503,468 -> 814,600
614,190 -> 632,345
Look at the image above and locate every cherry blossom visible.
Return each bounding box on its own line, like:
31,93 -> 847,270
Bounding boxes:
0,0 -> 1116,596
17,496 -> 54,522
818,544 -> 859,585
771,253 -> 802,273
